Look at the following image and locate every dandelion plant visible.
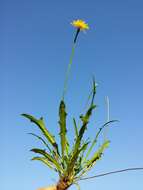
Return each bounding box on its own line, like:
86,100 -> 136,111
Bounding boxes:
22,20 -> 143,190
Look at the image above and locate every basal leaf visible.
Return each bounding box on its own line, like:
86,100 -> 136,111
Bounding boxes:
28,133 -> 52,153
31,156 -> 56,171
58,100 -> 69,157
72,104 -> 96,160
22,114 -> 59,154
66,142 -> 89,175
85,140 -> 110,169
73,118 -> 78,139
31,148 -> 63,172
84,120 -> 118,161
67,80 -> 97,174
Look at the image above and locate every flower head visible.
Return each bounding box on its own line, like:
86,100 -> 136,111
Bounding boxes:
71,19 -> 89,31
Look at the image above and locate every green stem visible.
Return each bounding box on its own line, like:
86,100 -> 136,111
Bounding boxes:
62,29 -> 80,100
62,43 -> 76,100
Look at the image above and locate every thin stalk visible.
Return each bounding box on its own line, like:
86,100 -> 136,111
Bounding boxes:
79,167 -> 143,181
62,28 -> 80,100
62,43 -> 76,100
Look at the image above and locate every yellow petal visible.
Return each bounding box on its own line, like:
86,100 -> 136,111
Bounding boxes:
71,19 -> 89,30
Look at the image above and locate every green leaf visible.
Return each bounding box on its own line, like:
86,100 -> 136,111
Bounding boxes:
67,142 -> 89,175
84,120 -> 118,161
73,118 -> 78,139
82,77 -> 97,113
31,156 -> 56,171
31,148 -> 63,173
28,133 -> 52,153
21,114 -> 59,154
91,76 -> 96,106
74,140 -> 90,175
58,100 -> 69,157
85,140 -> 110,169
77,140 -> 110,178
72,104 -> 96,159
76,77 -> 97,147
67,80 -> 97,174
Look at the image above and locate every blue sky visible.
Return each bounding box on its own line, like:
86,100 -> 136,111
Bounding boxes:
0,0 -> 143,190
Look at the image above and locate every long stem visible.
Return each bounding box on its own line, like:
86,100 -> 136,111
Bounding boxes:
62,28 -> 80,100
79,167 -> 143,181
62,43 -> 76,100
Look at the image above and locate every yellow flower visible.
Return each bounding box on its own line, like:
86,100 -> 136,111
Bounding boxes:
71,19 -> 89,30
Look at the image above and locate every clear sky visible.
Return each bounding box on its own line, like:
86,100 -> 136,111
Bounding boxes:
0,0 -> 143,190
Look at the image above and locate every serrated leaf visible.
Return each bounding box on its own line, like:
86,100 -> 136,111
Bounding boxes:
84,120 -> 118,161
76,78 -> 97,148
77,140 -> 110,178
58,100 -> 69,157
67,80 -> 97,174
74,141 -> 90,175
21,114 -> 59,154
86,140 -> 110,169
72,104 -> 96,160
67,142 -> 89,175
